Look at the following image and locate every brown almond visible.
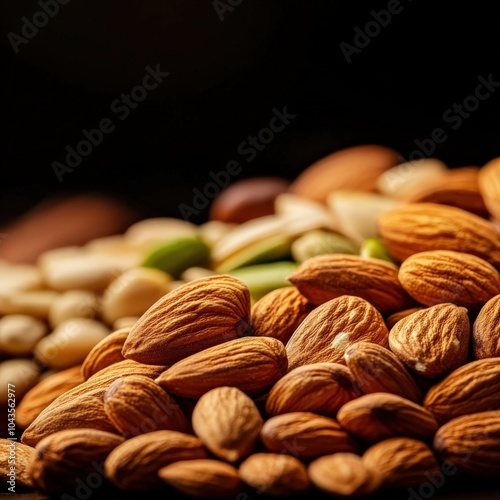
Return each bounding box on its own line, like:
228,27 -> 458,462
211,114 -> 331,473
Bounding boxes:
0,439 -> 36,489
399,250 -> 500,310
478,156 -> 500,219
388,303 -> 470,379
122,275 -> 252,366
156,337 -> 287,399
288,254 -> 411,315
104,375 -> 190,437
261,412 -> 361,459
337,393 -> 439,443
251,287 -> 314,344
385,307 -> 424,330
104,430 -> 208,491
286,296 -> 389,371
30,428 -> 124,493
423,358 -> 500,424
344,342 -> 422,403
265,362 -> 359,417
473,294 -> 500,358
363,437 -> 440,488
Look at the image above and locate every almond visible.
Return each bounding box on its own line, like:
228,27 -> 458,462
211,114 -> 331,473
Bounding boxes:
363,437 -> 440,488
398,250 -> 500,310
104,430 -> 208,491
239,452 -> 310,496
423,358 -> 500,424
385,307 -> 424,330
473,294 -> 500,358
478,156 -> 500,219
265,363 -> 359,417
16,365 -> 84,429
378,203 -> 500,269
0,439 -> 36,489
344,342 -> 422,403
433,410 -> 500,477
288,254 -> 411,315
122,275 -> 252,366
261,412 -> 361,459
286,296 -> 389,371
156,337 -> 287,399
104,375 -> 190,437
191,386 -> 263,462
158,459 -> 242,499
388,303 -> 470,379
30,428 -> 124,493
309,453 -> 382,496
251,287 -> 314,344
337,393 -> 439,443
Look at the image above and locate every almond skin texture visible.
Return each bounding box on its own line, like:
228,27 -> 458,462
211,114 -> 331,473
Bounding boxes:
337,393 -> 439,443
344,342 -> 422,403
159,459 -> 243,499
104,430 -> 208,491
363,437 -> 440,488
389,303 -> 470,379
191,386 -> 263,462
423,358 -> 500,424
288,254 -> 411,315
104,375 -> 190,437
265,362 -> 359,417
156,337 -> 287,399
30,429 -> 124,493
433,411 -> 500,477
261,412 -> 361,459
286,296 -> 389,371
385,307 -> 424,330
473,294 -> 500,358
251,287 -> 314,344
16,365 -> 84,429
122,275 -> 252,366
478,156 -> 500,219
377,203 -> 500,269
1,439 -> 36,488
239,453 -> 310,496
399,250 -> 500,310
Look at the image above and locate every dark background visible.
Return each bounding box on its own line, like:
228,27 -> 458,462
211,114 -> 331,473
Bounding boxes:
1,1 -> 500,224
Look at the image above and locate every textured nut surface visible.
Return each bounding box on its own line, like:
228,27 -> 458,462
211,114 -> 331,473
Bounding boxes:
473,294 -> 500,358
385,307 -> 424,330
0,439 -> 36,488
478,156 -> 500,219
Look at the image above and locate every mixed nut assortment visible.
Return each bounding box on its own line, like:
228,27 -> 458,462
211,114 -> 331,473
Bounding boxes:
1,144 -> 500,498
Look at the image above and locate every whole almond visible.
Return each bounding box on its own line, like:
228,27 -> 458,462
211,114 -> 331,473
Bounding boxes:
478,156 -> 500,219
388,303 -> 470,379
344,342 -> 422,403
0,439 -> 36,489
104,430 -> 208,491
385,307 -> 424,330
473,294 -> 500,358
122,275 -> 252,366
398,250 -> 500,310
251,287 -> 314,344
239,452 -> 310,496
156,337 -> 287,399
261,412 -> 361,459
265,363 -> 359,417
377,203 -> 500,269
423,358 -> 500,424
309,453 -> 382,497
104,375 -> 190,437
337,393 -> 439,443
159,459 -> 242,499
192,386 -> 263,462
30,428 -> 124,493
433,410 -> 500,477
363,437 -> 440,488
286,296 -> 389,371
288,254 -> 411,315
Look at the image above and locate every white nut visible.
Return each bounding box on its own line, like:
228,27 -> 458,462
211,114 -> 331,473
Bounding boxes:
0,359 -> 40,404
0,265 -> 43,294
0,290 -> 60,318
0,315 -> 48,356
48,290 -> 99,328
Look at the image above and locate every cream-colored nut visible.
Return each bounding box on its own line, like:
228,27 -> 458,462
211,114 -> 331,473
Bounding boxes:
0,314 -> 48,356
100,267 -> 171,325
180,267 -> 216,282
112,316 -> 140,330
198,220 -> 236,247
36,246 -> 82,268
0,265 -> 43,294
48,290 -> 99,328
34,318 -> 110,370
0,359 -> 40,404
291,230 -> 357,262
0,290 -> 60,318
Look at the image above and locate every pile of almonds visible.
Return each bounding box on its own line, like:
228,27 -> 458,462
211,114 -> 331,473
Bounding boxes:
2,145 -> 500,498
